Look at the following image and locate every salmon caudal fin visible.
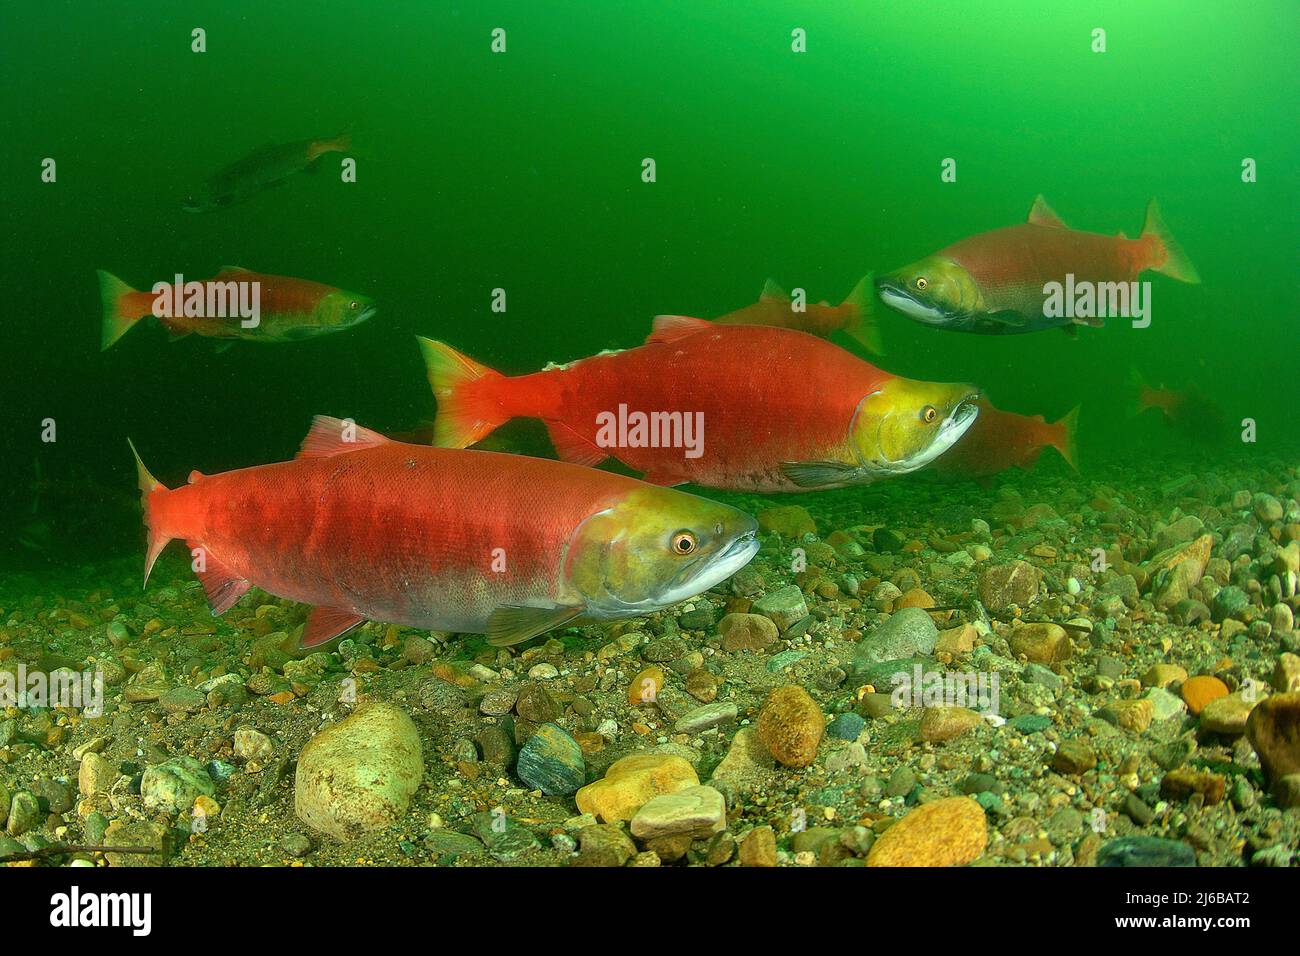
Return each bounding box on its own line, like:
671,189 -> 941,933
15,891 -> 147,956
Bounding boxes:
98,270 -> 144,351
840,273 -> 885,355
1141,199 -> 1200,284
128,439 -> 172,587
1049,406 -> 1081,471
416,336 -> 507,448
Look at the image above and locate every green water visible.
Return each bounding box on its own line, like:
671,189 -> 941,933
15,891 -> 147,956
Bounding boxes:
3,0 -> 1296,570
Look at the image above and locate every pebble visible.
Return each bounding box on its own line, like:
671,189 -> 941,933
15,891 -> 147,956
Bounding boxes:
1096,836 -> 1195,867
919,706 -> 981,743
752,585 -> 809,633
1009,623 -> 1071,665
978,561 -> 1041,610
866,797 -> 987,867
575,754 -> 698,822
293,703 -> 425,841
630,785 -> 726,841
1245,692 -> 1300,780
825,712 -> 866,741
233,727 -> 274,771
738,825 -> 777,866
674,701 -> 738,734
6,791 -> 41,837
78,752 -> 118,796
1181,675 -> 1229,715
574,824 -> 637,867
756,685 -> 825,768
717,612 -> 778,651
516,723 -> 585,796
709,727 -> 775,791
141,756 -> 217,814
1052,739 -> 1097,775
854,607 -> 939,665
1098,699 -> 1154,734
1199,693 -> 1255,735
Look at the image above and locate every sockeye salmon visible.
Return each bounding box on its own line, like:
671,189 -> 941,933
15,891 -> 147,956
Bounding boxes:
876,196 -> 1200,334
130,416 -> 758,648
97,267 -> 375,351
418,318 -> 980,493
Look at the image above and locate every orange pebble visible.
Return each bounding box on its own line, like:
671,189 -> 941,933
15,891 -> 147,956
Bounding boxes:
1181,675 -> 1229,715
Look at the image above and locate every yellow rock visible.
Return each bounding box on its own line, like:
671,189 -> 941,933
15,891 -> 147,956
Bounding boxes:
574,754 -> 698,823
1009,622 -> 1071,664
935,623 -> 976,657
1200,692 -> 1257,735
1099,698 -> 1154,734
866,797 -> 987,867
628,666 -> 665,705
756,685 -> 825,768
1141,663 -> 1188,688
919,706 -> 981,743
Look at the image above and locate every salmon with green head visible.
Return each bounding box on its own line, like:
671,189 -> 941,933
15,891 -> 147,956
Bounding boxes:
876,196 -> 1199,335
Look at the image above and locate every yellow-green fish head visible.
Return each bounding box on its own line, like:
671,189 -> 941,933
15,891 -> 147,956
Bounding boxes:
852,378 -> 980,475
314,289 -> 377,331
876,256 -> 984,325
565,487 -> 759,617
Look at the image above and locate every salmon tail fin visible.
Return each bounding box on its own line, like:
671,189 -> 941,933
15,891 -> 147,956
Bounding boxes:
840,273 -> 884,355
128,438 -> 172,587
1141,199 -> 1200,284
416,336 -> 507,448
1051,406 -> 1081,471
98,270 -> 143,351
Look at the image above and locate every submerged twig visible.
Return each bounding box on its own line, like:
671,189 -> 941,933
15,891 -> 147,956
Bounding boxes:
0,843 -> 158,863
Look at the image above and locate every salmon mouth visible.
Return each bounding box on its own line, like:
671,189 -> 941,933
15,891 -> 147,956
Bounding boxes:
661,524 -> 760,607
876,279 -> 959,325
874,391 -> 981,475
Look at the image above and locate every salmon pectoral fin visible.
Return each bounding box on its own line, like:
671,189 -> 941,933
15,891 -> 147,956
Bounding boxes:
780,460 -> 867,489
187,543 -> 251,616
545,421 -> 608,467
486,605 -> 584,648
300,606 -> 367,649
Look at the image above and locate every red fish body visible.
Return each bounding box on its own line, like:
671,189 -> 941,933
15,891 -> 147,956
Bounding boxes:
934,400 -> 1078,477
132,417 -> 759,648
420,320 -> 980,493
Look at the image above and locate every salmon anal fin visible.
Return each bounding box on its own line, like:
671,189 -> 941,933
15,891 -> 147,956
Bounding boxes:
1070,314 -> 1104,328
647,315 -> 713,345
486,605 -> 583,647
1028,195 -> 1068,229
545,421 -> 608,467
187,544 -> 251,616
759,278 -> 789,302
301,606 -> 366,648
296,415 -> 392,459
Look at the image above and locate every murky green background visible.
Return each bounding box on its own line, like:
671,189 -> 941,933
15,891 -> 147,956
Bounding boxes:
3,0 -> 1296,568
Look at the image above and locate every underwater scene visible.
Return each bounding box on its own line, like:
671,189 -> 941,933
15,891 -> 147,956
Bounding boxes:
2,0 -> 1298,878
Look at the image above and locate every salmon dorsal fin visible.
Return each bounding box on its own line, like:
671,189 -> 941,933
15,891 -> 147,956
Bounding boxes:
296,415 -> 391,459
759,278 -> 788,302
647,315 -> 713,345
216,265 -> 254,276
1027,195 -> 1068,229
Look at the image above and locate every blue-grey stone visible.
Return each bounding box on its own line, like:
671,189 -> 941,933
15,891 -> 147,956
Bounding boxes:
826,712 -> 866,741
1097,836 -> 1197,867
516,723 -> 585,796
853,608 -> 938,668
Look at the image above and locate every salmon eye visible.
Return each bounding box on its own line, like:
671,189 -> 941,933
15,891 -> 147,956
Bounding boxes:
670,531 -> 697,555
349,300 -> 360,310
921,405 -> 938,423
915,277 -> 928,290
